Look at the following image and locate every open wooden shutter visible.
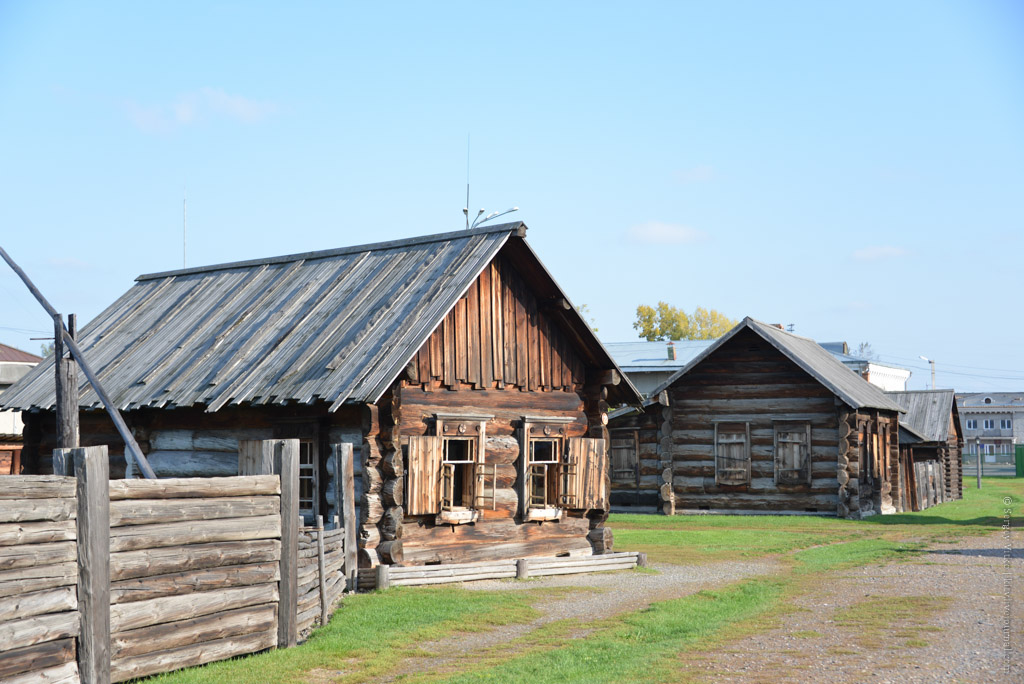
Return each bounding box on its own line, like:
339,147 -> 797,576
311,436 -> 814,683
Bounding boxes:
563,437 -> 608,510
406,436 -> 441,515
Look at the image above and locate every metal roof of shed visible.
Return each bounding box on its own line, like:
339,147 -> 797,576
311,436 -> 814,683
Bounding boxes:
4,223 -> 639,413
646,317 -> 905,413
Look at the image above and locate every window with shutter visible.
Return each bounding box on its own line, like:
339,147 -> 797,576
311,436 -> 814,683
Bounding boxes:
714,422 -> 750,486
518,417 -> 575,521
774,423 -> 811,485
432,413 -> 492,524
610,430 -> 638,484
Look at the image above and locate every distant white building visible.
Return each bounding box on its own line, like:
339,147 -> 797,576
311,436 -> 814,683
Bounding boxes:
607,337 -> 911,399
819,342 -> 912,392
0,342 -> 43,474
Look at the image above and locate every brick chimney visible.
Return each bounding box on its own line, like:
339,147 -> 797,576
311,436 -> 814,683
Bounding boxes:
667,341 -> 676,361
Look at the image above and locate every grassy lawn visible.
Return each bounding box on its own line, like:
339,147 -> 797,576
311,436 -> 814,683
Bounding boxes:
145,478 -> 1021,684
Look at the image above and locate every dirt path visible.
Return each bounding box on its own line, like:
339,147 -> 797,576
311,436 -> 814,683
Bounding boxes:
678,531 -> 1024,684
377,558 -> 781,682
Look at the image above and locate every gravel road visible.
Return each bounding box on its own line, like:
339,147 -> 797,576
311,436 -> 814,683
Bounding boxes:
679,531 -> 1023,684
378,558 -> 781,682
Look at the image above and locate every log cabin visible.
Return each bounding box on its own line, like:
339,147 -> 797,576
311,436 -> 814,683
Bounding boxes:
608,317 -> 906,518
886,389 -> 963,511
3,223 -> 641,566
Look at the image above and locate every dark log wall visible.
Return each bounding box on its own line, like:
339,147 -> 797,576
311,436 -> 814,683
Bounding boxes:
612,328 -> 901,518
666,329 -> 843,514
945,410 -> 963,501
606,409 -> 661,509
838,407 -> 900,518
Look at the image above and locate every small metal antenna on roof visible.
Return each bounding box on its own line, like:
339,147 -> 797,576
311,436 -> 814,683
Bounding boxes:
464,134 -> 470,229
786,323 -> 795,332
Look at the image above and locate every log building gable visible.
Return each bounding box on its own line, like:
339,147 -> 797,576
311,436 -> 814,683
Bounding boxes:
404,254 -> 587,394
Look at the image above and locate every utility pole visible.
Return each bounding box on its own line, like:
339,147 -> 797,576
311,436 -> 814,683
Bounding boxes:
975,436 -> 982,489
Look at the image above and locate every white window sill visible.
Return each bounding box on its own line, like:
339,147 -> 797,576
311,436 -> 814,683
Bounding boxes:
436,509 -> 480,525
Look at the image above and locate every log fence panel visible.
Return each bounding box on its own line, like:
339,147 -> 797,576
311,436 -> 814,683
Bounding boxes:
0,474 -> 81,682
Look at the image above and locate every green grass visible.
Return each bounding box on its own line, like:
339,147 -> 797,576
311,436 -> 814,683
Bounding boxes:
145,586 -> 547,684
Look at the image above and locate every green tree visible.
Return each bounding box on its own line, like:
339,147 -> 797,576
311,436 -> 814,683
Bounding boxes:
40,342 -> 54,357
576,304 -> 598,333
633,302 -> 737,341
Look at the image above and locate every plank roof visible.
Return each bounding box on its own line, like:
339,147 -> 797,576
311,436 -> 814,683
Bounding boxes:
646,317 -> 905,413
3,222 -> 639,413
886,389 -> 957,443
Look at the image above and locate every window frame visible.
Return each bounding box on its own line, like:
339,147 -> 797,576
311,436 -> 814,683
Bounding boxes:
1000,419 -> 1012,430
983,419 -> 995,430
714,421 -> 751,486
435,413 -> 493,525
519,416 -> 575,521
965,419 -> 977,430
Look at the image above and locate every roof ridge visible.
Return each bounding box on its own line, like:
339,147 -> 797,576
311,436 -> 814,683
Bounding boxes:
136,222 -> 526,282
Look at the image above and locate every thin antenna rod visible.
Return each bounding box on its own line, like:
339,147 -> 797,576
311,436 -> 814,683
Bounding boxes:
465,134 -> 470,229
183,186 -> 187,267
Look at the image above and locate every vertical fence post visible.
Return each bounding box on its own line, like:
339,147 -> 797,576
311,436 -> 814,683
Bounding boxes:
239,439 -> 298,648
375,563 -> 390,591
75,445 -> 110,684
335,443 -> 357,591
316,515 -> 328,626
53,449 -> 74,476
276,439 -> 299,648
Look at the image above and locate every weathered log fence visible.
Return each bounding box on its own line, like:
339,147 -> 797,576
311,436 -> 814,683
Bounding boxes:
360,551 -> 646,590
0,439 -> 357,684
0,473 -> 81,683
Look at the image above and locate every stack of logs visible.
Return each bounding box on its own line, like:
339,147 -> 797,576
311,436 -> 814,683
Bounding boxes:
359,401 -> 404,568
0,475 -> 80,683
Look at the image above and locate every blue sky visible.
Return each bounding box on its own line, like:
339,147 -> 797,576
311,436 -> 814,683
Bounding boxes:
1,1 -> 1022,391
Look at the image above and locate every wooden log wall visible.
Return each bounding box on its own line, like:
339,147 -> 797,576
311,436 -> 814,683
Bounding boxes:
0,475 -> 81,683
106,475 -> 282,682
661,330 -> 845,515
295,525 -> 345,637
368,384 -> 595,566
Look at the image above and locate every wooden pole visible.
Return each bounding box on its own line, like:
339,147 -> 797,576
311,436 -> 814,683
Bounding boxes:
316,515 -> 328,627
276,439 -> 299,648
55,313 -> 80,450
76,445 -> 111,684
337,443 -> 357,592
375,564 -> 390,591
0,246 -> 156,479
